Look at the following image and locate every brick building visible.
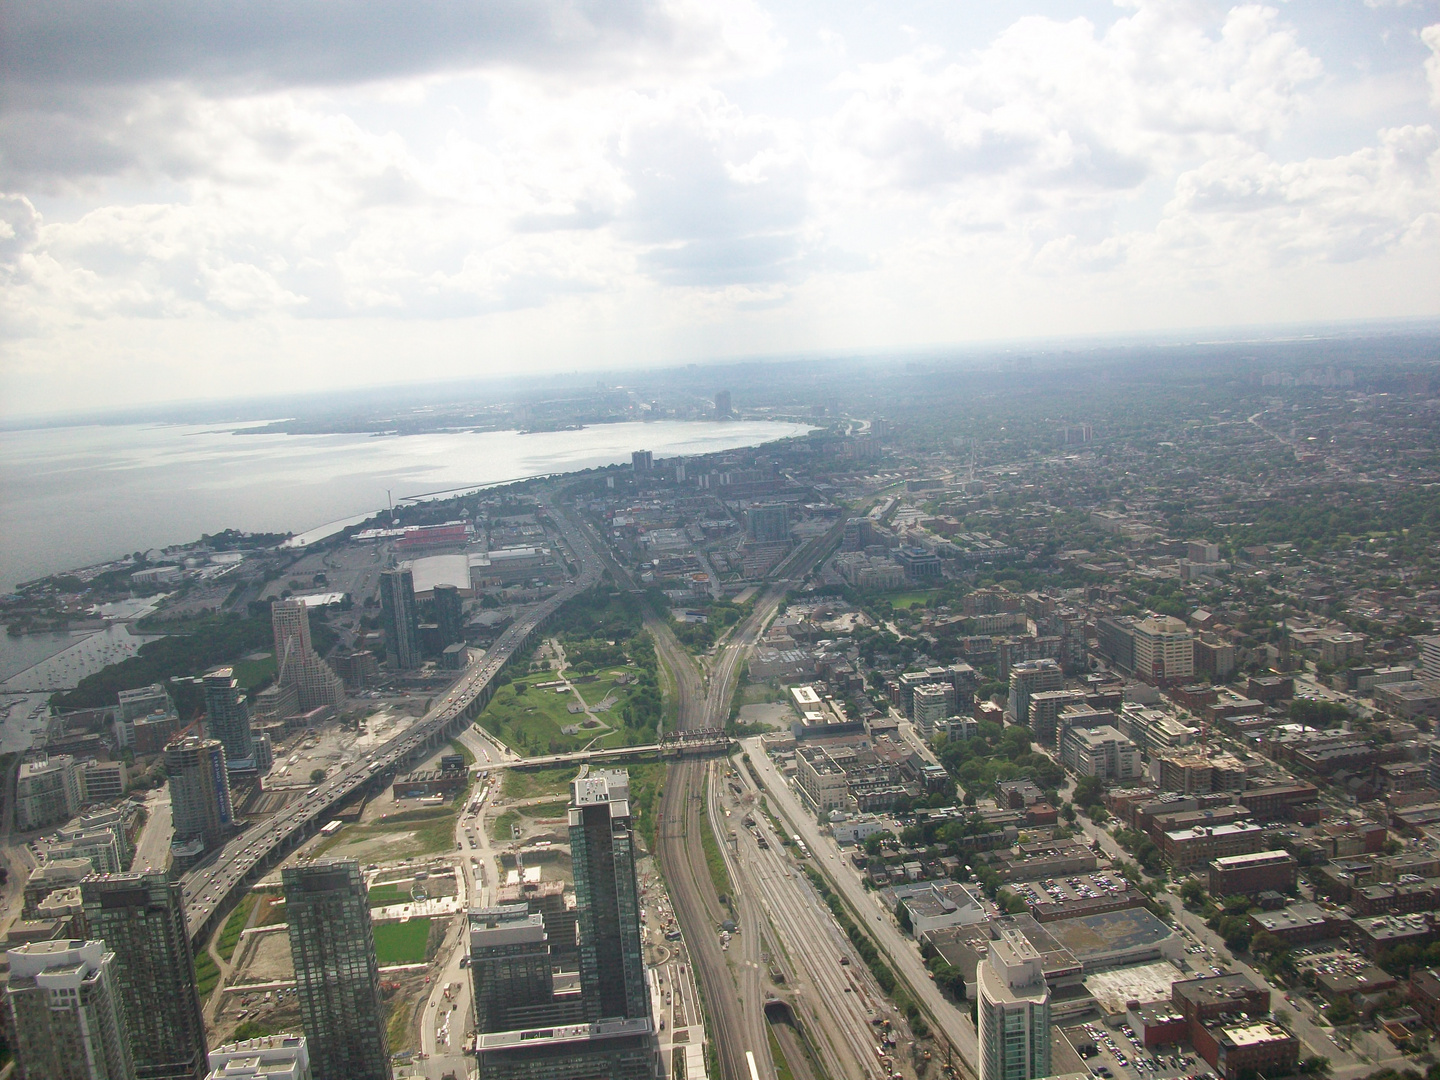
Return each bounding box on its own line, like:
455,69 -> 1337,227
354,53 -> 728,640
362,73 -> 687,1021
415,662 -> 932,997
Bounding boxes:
1208,851 -> 1298,898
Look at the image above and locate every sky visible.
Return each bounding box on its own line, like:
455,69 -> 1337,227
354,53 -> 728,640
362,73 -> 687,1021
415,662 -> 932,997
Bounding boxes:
1,0 -> 1437,419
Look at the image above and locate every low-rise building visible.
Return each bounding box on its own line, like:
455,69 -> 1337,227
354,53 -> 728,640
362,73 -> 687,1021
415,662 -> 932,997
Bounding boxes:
1193,1020 -> 1298,1080
1208,850 -> 1298,898
1248,902 -> 1349,947
205,1035 -> 312,1080
1160,822 -> 1270,870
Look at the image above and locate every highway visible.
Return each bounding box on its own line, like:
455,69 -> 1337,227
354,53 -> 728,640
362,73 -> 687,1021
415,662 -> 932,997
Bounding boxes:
179,497 -> 605,945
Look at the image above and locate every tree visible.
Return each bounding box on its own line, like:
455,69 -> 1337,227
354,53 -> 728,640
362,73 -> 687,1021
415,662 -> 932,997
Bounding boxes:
309,769 -> 326,784
1073,775 -> 1104,811
1250,931 -> 1285,958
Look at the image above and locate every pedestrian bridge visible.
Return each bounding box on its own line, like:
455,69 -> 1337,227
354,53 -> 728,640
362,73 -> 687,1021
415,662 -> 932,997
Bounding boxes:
504,729 -> 732,770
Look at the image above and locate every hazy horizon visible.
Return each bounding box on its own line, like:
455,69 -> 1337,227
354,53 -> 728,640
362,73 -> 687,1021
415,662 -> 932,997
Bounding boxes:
3,0 -> 1438,418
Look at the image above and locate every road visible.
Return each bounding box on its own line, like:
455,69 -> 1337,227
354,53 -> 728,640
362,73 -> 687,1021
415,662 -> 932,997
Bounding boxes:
178,495 -> 605,945
131,787 -> 173,873
743,737 -> 982,1078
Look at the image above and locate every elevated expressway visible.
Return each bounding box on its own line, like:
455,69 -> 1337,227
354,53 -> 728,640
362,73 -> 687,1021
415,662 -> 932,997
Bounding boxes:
180,500 -> 604,947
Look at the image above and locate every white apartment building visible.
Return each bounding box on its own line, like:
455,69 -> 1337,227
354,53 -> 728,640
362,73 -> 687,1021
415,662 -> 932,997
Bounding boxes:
1060,725 -> 1140,782
16,756 -> 82,831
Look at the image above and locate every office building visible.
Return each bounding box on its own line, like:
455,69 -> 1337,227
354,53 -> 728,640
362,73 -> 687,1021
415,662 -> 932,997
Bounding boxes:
977,929 -> 1052,1080
81,759 -> 128,804
79,873 -> 208,1080
117,685 -> 172,750
203,669 -> 255,772
433,584 -> 464,648
570,770 -> 648,1022
1008,660 -> 1063,728
1208,851 -> 1298,897
1133,617 -> 1194,683
469,905 -> 572,1034
6,939 -> 135,1080
379,568 -> 421,670
283,860 -> 389,1080
1096,616 -> 1137,673
271,600 -> 345,712
165,737 -> 233,858
205,1036 -> 312,1080
475,1020 -> 660,1080
17,755 -> 83,830
714,389 -> 732,417
1419,636 -> 1440,679
746,503 -> 790,544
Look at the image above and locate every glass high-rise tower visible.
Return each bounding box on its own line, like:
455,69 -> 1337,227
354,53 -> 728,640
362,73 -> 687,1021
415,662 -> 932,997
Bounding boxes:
78,874 -> 208,1080
474,767 -> 658,1080
283,860 -> 390,1080
202,668 -> 255,771
379,569 -> 420,670
569,769 -> 648,1023
977,929 -> 1051,1080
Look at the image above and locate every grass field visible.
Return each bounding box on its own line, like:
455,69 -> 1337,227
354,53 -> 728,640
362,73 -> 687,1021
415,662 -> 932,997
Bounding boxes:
231,654 -> 277,691
448,739 -> 475,766
194,949 -> 219,1000
490,809 -> 521,841
254,892 -> 286,927
477,675 -> 594,756
215,893 -> 257,962
521,799 -> 571,820
502,765 -> 579,800
574,667 -> 641,707
888,591 -> 939,609
373,919 -> 431,965
368,882 -> 419,908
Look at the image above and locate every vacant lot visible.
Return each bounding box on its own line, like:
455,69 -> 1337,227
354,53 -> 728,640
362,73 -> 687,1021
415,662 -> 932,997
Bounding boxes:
502,765 -> 579,801
316,805 -> 458,860
373,919 -> 431,965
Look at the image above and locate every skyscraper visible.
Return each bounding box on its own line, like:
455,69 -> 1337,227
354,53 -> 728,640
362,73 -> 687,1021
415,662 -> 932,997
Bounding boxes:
6,938 -> 136,1080
432,584 -> 464,648
378,569 -> 421,670
202,669 -> 255,772
270,600 -> 345,711
714,389 -> 731,417
474,768 -> 658,1080
977,929 -> 1051,1080
630,449 -> 652,474
1007,659 -> 1063,729
79,874 -> 208,1080
745,503 -> 790,544
469,905 -> 569,1034
164,736 -> 233,859
283,860 -> 389,1080
569,770 -> 647,1022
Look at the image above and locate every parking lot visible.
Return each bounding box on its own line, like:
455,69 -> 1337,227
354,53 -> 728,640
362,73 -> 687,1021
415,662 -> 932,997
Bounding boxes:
1075,1020 -> 1215,1080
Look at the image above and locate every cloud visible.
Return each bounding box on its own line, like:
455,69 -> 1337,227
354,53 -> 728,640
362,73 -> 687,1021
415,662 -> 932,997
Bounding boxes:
0,0 -> 774,91
1425,23 -> 1440,110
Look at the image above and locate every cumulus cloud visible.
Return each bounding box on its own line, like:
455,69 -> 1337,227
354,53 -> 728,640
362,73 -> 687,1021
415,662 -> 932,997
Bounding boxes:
0,0 -> 1437,415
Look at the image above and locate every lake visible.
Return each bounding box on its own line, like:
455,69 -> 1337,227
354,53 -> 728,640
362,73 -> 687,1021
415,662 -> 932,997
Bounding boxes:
0,418 -> 812,593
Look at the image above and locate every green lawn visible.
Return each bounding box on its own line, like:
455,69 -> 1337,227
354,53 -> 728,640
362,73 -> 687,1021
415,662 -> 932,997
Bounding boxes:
368,883 -> 420,908
574,668 -> 641,707
194,949 -> 219,1000
448,739 -> 476,766
477,676 -> 596,756
889,591 -> 939,609
521,800 -> 570,820
373,919 -> 431,965
231,654 -> 277,691
490,809 -> 521,841
215,893 -> 257,962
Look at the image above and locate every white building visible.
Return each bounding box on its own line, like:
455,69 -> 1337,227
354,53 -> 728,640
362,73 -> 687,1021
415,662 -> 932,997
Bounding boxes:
16,756 -> 82,831
1060,725 -> 1140,781
5,939 -> 135,1080
977,930 -> 1052,1080
1132,616 -> 1194,683
206,1035 -> 312,1080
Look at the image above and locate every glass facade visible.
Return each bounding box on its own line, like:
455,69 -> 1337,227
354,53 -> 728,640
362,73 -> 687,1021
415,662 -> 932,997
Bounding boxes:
79,874 -> 208,1080
283,861 -> 390,1080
